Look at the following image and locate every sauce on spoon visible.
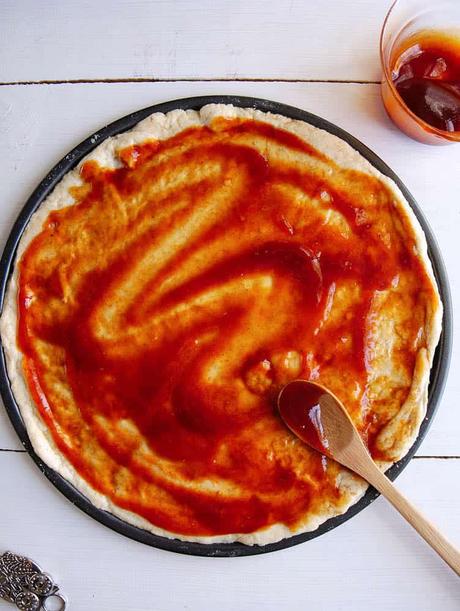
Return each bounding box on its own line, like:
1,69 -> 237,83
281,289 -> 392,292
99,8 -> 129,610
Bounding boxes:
277,380 -> 329,454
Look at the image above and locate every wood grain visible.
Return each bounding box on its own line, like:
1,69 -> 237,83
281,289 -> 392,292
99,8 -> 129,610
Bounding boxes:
1,1 -> 459,606
368,466 -> 460,576
0,0 -> 387,82
0,76 -> 458,597
0,452 -> 458,611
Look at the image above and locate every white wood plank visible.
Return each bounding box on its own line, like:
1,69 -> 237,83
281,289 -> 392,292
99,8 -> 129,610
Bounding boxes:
0,81 -> 459,456
0,453 -> 458,611
0,0 -> 386,82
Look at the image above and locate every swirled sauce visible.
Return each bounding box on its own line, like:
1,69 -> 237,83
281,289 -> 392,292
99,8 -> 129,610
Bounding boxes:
17,117 -> 436,538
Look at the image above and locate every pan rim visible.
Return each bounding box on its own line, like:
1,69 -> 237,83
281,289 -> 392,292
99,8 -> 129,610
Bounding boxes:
0,95 -> 452,557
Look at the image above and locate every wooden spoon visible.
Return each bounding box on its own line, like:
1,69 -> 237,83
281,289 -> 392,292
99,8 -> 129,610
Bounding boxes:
277,379 -> 460,576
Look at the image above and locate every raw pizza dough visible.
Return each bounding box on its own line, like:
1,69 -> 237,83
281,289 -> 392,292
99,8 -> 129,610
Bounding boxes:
0,104 -> 442,545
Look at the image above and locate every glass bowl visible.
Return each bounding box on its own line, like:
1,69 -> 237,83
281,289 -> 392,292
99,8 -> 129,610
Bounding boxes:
380,0 -> 460,144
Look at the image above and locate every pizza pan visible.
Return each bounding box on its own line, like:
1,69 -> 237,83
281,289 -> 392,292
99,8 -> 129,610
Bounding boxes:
0,96 -> 452,557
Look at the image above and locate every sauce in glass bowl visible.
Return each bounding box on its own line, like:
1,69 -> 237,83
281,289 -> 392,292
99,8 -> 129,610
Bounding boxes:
391,30 -> 460,133
380,0 -> 460,144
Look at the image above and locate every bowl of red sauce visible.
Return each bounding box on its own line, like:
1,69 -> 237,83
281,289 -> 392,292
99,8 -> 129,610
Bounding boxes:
380,0 -> 460,144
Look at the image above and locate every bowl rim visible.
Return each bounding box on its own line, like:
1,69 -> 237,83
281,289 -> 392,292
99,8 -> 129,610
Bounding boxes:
0,95 -> 453,557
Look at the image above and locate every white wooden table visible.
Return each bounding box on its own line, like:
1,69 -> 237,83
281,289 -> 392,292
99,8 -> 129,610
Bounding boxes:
1,2 -> 460,609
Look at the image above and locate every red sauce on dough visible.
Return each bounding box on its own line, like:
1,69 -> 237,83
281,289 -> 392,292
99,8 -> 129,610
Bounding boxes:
16,118 -> 431,536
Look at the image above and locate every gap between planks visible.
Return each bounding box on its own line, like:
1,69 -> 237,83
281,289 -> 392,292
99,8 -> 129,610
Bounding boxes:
0,77 -> 382,87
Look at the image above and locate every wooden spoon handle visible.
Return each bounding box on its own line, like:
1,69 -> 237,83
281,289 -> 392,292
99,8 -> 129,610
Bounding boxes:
365,466 -> 460,576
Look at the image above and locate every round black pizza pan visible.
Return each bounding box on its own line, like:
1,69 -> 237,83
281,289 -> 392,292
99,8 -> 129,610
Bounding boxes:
0,95 -> 452,557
